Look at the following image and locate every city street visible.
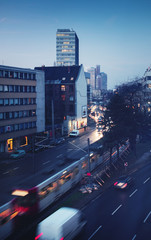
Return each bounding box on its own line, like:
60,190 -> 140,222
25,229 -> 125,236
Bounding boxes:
0,125 -> 102,205
14,155 -> 151,240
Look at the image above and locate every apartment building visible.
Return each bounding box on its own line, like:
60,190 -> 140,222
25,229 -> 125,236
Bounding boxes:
0,65 -> 45,153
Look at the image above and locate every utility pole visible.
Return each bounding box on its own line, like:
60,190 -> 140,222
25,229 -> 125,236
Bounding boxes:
52,99 -> 55,142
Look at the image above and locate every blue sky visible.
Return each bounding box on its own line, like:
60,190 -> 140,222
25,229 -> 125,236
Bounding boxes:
1,0 -> 151,89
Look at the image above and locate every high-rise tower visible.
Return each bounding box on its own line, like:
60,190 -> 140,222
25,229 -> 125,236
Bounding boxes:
56,29 -> 79,66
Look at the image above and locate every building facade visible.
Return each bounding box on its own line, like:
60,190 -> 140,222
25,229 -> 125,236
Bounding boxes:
0,65 -> 45,153
35,65 -> 87,136
56,29 -> 79,66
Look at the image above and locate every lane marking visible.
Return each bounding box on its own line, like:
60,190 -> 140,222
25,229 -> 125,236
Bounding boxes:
3,171 -> 9,175
143,177 -> 150,184
13,167 -> 19,170
88,225 -> 102,240
43,161 -> 50,165
111,204 -> 122,216
56,154 -> 63,158
143,211 -> 151,223
132,234 -> 137,240
129,189 -> 138,198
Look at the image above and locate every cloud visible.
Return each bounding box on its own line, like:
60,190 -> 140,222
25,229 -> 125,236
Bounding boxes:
0,17 -> 7,23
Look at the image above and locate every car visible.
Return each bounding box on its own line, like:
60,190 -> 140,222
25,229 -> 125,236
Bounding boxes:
10,149 -> 26,159
69,130 -> 79,137
114,175 -> 133,189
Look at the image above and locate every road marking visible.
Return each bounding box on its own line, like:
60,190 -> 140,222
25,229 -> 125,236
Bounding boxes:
43,161 -> 50,165
129,189 -> 138,198
88,225 -> 102,240
143,177 -> 150,184
3,171 -> 9,175
132,234 -> 137,240
13,167 -> 19,171
111,204 -> 122,216
56,154 -> 63,158
143,211 -> 151,223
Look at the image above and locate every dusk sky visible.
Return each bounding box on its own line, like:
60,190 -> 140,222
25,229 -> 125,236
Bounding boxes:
1,0 -> 151,89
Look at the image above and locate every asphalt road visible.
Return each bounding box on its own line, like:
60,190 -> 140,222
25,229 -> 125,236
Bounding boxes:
11,156 -> 151,240
79,161 -> 151,240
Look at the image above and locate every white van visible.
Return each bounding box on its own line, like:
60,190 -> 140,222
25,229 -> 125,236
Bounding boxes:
69,130 -> 79,137
35,207 -> 87,240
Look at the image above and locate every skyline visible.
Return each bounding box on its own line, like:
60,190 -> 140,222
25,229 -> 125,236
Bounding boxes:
1,0 -> 151,89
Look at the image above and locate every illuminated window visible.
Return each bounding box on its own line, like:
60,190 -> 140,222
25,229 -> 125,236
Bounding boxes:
61,85 -> 65,91
61,95 -> 65,101
70,77 -> 74,80
148,84 -> 151,89
63,42 -> 69,44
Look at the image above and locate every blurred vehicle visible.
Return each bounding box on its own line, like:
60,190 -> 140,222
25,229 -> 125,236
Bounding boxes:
69,130 -> 79,137
114,175 -> 133,189
35,207 -> 87,240
10,149 -> 26,159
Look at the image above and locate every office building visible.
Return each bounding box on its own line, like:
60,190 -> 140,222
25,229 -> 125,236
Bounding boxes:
0,65 -> 45,153
56,29 -> 79,66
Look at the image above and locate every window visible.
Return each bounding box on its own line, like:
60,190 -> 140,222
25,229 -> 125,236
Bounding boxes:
0,99 -> 4,106
24,122 -> 28,129
9,99 -> 14,105
9,85 -> 14,92
0,70 -> 3,77
61,85 -> 65,91
61,95 -> 65,101
19,123 -> 24,130
69,96 -> 74,101
0,85 -> 3,91
14,124 -> 19,131
0,113 -> 3,120
32,121 -> 36,128
4,85 -> 9,92
14,72 -> 18,78
70,77 -> 74,80
9,112 -> 13,119
20,72 -> 23,79
19,98 -> 23,105
14,85 -> 19,92
10,71 -> 14,78
19,111 -> 23,118
14,99 -> 19,105
4,99 -> 9,105
20,86 -> 23,92
14,112 -> 19,118
4,71 -> 9,78
23,98 -> 27,105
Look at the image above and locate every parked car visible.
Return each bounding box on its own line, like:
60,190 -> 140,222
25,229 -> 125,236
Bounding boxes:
69,130 -> 79,137
10,149 -> 26,159
114,175 -> 133,189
